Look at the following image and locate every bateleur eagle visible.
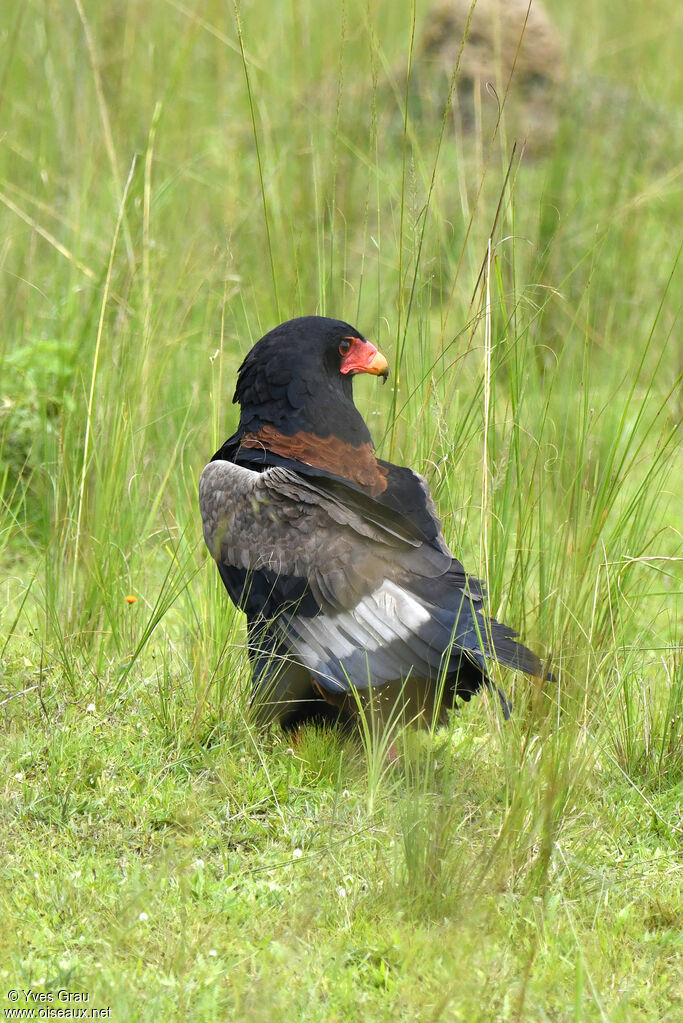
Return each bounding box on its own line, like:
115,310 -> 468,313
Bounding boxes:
200,316 -> 548,729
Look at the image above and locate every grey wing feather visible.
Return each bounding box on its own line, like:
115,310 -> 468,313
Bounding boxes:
199,460 -> 536,705
199,460 -> 451,614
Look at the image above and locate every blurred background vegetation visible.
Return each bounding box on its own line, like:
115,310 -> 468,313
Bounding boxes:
1,0 -> 680,525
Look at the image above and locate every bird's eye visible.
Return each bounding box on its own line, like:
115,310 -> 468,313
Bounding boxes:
339,339 -> 351,356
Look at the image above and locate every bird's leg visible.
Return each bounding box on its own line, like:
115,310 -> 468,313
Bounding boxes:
310,676 -> 347,709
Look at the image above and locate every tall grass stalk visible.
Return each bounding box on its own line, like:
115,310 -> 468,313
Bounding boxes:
71,156 -> 138,614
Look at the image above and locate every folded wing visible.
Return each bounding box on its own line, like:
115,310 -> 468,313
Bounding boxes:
199,460 -> 541,709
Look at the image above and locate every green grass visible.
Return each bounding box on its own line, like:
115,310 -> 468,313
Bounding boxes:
1,0 -> 681,1019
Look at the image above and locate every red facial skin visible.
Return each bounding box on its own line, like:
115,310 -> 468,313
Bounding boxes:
339,337 -> 389,380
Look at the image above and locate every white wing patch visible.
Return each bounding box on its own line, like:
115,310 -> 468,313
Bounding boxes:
278,579 -> 434,690
371,580 -> 432,629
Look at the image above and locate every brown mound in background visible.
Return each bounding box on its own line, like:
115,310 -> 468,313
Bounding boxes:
412,0 -> 566,151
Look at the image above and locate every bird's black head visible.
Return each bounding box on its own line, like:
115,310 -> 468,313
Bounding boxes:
232,316 -> 389,444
